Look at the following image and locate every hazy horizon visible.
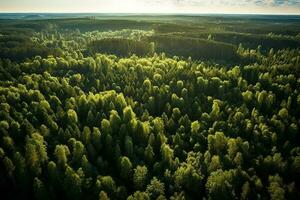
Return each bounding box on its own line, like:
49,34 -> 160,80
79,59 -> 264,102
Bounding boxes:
0,12 -> 300,16
1,0 -> 300,15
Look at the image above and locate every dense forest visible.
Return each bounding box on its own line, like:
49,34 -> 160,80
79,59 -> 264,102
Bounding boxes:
0,15 -> 300,200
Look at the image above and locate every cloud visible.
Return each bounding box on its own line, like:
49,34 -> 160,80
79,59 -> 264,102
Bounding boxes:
148,0 -> 300,7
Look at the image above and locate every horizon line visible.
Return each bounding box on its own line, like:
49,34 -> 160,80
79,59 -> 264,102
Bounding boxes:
1,12 -> 300,16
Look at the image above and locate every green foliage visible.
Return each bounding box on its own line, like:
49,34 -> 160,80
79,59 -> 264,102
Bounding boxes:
146,177 -> 165,199
127,191 -> 150,200
99,191 -> 110,200
125,136 -> 134,157
0,16 -> 300,200
64,166 -> 82,199
72,141 -> 85,164
147,34 -> 239,61
54,145 -> 70,167
268,175 -> 285,200
123,106 -> 136,123
208,132 -> 227,155
206,169 -> 236,200
133,165 -> 148,190
174,163 -> 203,194
25,133 -> 48,176
67,109 -> 78,123
242,90 -> 253,103
278,108 -> 289,119
144,144 -> 155,164
88,38 -> 154,57
191,121 -> 201,135
161,143 -> 174,167
98,176 -> 116,195
120,156 -> 133,180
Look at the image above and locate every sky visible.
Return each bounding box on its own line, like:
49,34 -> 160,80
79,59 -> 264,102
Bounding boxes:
0,0 -> 300,14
